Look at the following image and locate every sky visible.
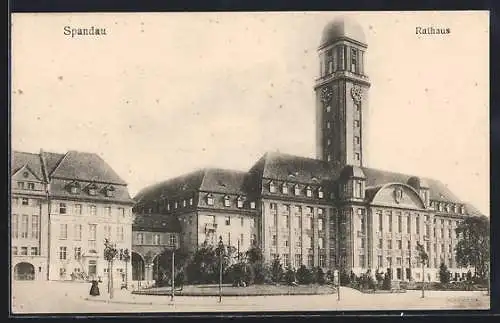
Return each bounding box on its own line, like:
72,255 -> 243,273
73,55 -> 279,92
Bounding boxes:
11,11 -> 489,215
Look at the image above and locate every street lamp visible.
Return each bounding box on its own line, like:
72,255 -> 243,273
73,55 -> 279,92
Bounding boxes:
218,236 -> 224,303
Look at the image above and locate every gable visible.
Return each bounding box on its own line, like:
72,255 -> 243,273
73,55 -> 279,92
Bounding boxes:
12,165 -> 43,182
370,183 -> 426,210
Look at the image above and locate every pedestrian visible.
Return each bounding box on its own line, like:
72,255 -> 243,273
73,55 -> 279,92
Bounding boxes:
89,279 -> 100,296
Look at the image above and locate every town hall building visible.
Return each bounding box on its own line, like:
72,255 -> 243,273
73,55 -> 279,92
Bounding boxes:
132,18 -> 483,282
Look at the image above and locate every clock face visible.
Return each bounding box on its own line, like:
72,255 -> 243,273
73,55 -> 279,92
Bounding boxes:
351,85 -> 363,105
320,86 -> 333,103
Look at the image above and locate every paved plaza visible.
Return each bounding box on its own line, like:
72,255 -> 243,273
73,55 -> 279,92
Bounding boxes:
11,281 -> 490,314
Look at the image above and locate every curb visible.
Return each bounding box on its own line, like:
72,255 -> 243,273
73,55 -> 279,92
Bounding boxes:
84,297 -> 176,306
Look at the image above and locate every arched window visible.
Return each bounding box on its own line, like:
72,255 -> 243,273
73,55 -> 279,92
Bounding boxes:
237,196 -> 244,208
305,186 -> 312,197
318,187 -> 324,199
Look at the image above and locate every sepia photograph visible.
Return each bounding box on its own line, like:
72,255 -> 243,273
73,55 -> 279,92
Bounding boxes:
10,11 -> 490,314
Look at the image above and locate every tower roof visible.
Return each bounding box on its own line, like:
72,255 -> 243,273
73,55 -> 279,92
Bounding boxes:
320,18 -> 366,47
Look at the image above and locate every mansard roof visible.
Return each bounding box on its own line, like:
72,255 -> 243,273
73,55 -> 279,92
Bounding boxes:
133,214 -> 181,233
49,151 -> 127,185
134,168 -> 250,202
249,151 -> 337,184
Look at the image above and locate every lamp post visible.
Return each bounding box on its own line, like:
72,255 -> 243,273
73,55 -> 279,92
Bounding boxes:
218,236 -> 224,303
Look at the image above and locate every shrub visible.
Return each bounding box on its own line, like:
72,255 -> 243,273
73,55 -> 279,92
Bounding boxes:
296,265 -> 314,285
375,269 -> 384,288
326,270 -> 334,284
439,263 -> 451,284
382,270 -> 392,290
315,267 -> 326,285
284,267 -> 296,285
270,257 -> 284,283
253,261 -> 271,284
339,270 -> 351,286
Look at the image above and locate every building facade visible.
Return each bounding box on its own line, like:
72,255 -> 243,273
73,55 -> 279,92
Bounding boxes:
11,150 -> 135,283
133,18 -> 483,282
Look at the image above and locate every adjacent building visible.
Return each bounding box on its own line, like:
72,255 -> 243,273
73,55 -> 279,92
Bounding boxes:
132,18 -> 484,282
11,150 -> 135,282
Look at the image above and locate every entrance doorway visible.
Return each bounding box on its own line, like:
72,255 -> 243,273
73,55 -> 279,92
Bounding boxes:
88,260 -> 97,279
14,262 -> 35,280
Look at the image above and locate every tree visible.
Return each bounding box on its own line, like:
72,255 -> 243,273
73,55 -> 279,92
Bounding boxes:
416,241 -> 429,298
455,215 -> 490,281
186,244 -> 219,284
439,262 -> 450,284
270,256 -> 284,283
156,248 -> 189,286
122,249 -> 131,289
103,239 -> 118,299
375,269 -> 384,288
246,246 -> 264,264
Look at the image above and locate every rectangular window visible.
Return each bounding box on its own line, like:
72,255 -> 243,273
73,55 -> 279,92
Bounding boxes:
295,254 -> 302,268
74,247 -> 82,260
355,153 -> 360,161
351,48 -> 358,73
21,198 -> 29,206
169,234 -> 177,248
273,213 -> 278,226
31,215 -> 39,239
416,217 -> 420,234
388,213 -> 392,232
283,214 -> 289,228
378,212 -> 383,231
308,254 -> 314,268
12,247 -> 18,255
137,233 -> 144,244
397,240 -> 402,250
28,182 -> 35,190
18,181 -> 25,189
103,225 -> 111,240
398,215 -> 402,233
60,223 -> 68,240
407,216 -> 411,234
59,203 -> 67,214
225,216 -> 231,226
387,240 -> 392,249
117,226 -> 124,242
377,255 -> 383,268
88,224 -> 97,241
318,237 -> 324,249
59,246 -> 67,260
272,235 -> 277,246
30,247 -> 38,255
378,239 -> 383,249
90,205 -> 97,216
318,218 -> 324,231
21,215 -> 29,238
74,204 -> 82,215
250,201 -> 256,209
153,234 -> 160,245
105,207 -> 111,216
74,224 -> 82,241
354,136 -> 360,144
12,214 -> 19,239
296,238 -> 302,248
118,207 -> 125,217
294,215 -> 301,229
359,255 -> 365,268
407,240 -> 411,250
21,247 -> 28,255
354,120 -> 360,127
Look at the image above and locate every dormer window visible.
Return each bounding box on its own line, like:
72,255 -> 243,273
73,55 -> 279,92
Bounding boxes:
445,204 -> 450,212
318,188 -> 324,199
326,106 -> 331,113
17,182 -> 25,190
294,184 -> 300,196
207,194 -> 214,206
282,183 -> 288,194
250,201 -> 256,209
105,186 -> 115,197
237,196 -> 244,208
68,182 -> 80,195
174,201 -> 178,209
460,205 -> 465,214
269,181 -> 276,193
87,183 -> 98,196
189,198 -> 194,206
305,186 -> 312,197
438,203 -> 443,212
224,196 -> 231,207
167,203 -> 171,211
183,200 -> 187,207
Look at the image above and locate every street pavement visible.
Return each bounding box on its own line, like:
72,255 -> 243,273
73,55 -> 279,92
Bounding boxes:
11,281 -> 490,314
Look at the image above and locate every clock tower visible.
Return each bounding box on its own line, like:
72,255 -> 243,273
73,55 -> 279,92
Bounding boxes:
315,18 -> 371,169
